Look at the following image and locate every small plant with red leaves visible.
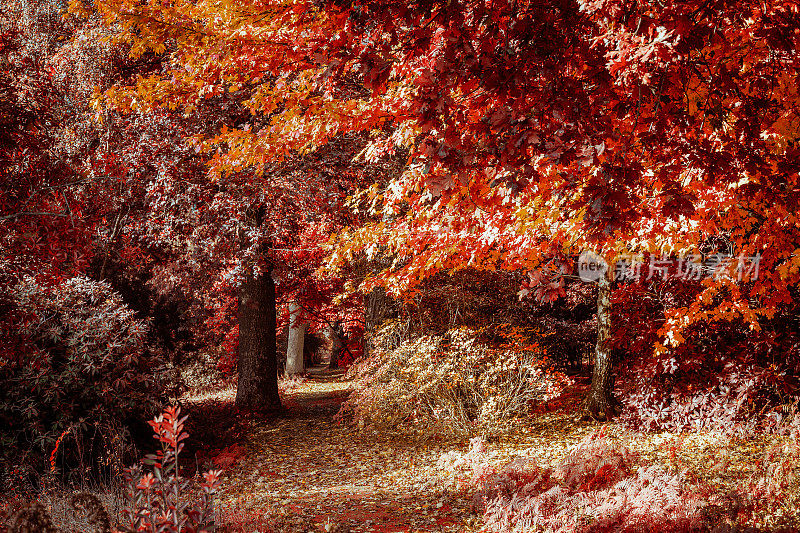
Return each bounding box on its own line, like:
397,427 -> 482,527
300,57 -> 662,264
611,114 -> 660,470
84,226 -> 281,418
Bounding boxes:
119,406 -> 222,533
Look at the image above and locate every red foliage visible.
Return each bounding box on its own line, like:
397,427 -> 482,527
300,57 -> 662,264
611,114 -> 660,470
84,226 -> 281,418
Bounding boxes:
120,406 -> 221,533
611,279 -> 800,434
209,444 -> 247,470
450,431 -> 708,533
0,9 -> 100,283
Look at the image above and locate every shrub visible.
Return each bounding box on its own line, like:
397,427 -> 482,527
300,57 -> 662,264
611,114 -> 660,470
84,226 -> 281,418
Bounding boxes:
441,430 -> 707,533
119,405 -> 221,533
6,406 -> 222,533
741,438 -> 800,530
611,281 -> 800,436
619,345 -> 799,436
336,325 -> 571,436
553,428 -> 634,492
0,275 -> 175,486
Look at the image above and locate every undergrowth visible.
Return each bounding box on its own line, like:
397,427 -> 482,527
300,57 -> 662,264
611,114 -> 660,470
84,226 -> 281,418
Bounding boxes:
1,276 -> 174,487
336,324 -> 571,436
4,406 -> 222,533
439,424 -> 800,533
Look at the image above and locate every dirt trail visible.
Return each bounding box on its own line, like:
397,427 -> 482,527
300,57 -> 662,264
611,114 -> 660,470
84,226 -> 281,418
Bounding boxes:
212,367 -> 478,533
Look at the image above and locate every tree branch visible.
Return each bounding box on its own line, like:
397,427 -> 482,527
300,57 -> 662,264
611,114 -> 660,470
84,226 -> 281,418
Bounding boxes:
0,211 -> 69,221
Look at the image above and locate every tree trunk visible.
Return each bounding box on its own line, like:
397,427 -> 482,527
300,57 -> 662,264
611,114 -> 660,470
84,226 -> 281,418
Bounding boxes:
235,268 -> 281,411
326,322 -> 343,369
285,300 -> 306,375
583,271 -> 619,420
362,287 -> 387,359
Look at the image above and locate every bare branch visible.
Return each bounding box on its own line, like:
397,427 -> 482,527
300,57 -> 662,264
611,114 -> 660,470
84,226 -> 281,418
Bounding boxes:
0,211 -> 69,221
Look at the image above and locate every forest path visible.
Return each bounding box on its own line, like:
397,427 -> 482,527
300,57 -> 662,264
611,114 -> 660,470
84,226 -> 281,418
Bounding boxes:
212,367 -> 478,533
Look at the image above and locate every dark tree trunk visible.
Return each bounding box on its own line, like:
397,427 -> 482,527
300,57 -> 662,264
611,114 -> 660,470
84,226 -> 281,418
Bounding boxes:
362,286 -> 387,359
583,272 -> 620,420
235,268 -> 281,412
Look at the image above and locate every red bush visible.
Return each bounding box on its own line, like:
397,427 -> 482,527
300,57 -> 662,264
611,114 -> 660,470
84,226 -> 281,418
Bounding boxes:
611,280 -> 800,435
0,276 -> 173,485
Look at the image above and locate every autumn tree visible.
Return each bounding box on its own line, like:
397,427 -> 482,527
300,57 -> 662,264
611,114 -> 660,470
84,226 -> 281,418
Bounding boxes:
325,0 -> 800,418
85,0 -> 412,410
0,1 -> 108,282
90,0 -> 800,419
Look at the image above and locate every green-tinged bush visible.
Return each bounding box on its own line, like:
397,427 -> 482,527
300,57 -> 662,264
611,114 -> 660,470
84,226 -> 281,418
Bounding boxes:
336,323 -> 572,436
0,276 -> 176,486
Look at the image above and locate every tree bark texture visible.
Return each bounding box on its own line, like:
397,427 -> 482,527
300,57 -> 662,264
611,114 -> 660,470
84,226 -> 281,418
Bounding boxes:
584,271 -> 619,420
235,268 -> 281,411
362,286 -> 387,360
326,322 -> 343,369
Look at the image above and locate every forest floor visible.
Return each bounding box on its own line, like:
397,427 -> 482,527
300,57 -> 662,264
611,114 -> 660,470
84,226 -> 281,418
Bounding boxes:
181,368 -> 789,533
3,367 -> 791,532
189,367 -> 482,532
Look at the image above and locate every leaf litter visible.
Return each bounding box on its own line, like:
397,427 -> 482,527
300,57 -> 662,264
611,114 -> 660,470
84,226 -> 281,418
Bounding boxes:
186,369 -> 799,532
203,369 -> 478,532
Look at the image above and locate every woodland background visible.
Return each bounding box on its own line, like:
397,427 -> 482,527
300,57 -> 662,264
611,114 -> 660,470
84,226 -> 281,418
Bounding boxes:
1,0 -> 800,531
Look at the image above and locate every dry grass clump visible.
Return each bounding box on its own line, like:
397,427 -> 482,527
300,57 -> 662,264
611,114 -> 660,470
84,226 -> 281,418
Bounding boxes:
338,324 -> 571,437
